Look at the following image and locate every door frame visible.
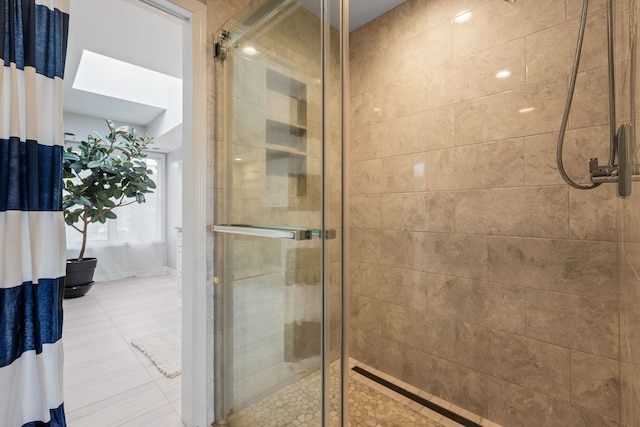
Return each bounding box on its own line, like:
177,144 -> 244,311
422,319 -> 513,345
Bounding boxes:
161,0 -> 209,426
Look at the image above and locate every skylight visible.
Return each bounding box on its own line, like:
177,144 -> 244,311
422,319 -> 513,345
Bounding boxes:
72,50 -> 182,109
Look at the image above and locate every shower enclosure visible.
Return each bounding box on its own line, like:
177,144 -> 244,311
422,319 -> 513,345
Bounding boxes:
211,0 -> 346,425
207,0 -> 640,426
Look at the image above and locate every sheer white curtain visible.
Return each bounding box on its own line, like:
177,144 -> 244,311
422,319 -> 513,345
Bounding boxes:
0,1 -> 70,426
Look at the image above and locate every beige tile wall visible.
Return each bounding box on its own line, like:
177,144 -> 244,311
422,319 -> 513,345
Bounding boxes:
350,0 -> 626,425
620,168 -> 640,425
617,0 -> 640,421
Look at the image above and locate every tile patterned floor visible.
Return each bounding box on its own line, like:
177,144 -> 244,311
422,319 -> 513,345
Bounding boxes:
63,274 -> 184,426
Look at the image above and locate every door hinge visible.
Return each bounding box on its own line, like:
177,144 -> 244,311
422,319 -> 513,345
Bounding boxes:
214,29 -> 231,60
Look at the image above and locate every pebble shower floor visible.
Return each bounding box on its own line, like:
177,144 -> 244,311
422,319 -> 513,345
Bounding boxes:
224,363 -> 445,427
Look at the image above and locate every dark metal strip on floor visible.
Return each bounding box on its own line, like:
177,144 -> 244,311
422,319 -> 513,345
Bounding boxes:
352,366 -> 483,427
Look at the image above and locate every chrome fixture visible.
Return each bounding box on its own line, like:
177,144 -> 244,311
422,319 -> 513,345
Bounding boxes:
212,224 -> 336,240
557,0 -> 636,197
214,29 -> 231,60
212,224 -> 317,240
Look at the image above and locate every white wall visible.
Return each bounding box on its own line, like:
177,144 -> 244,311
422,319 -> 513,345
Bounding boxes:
63,112 -> 147,142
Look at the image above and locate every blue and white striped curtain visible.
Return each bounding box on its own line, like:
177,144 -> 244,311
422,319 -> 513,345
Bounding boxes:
0,1 -> 69,426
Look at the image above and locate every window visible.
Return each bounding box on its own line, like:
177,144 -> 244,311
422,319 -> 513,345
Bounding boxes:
65,152 -> 165,246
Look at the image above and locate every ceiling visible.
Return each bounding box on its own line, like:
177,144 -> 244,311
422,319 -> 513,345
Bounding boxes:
64,0 -> 406,152
64,0 -> 184,152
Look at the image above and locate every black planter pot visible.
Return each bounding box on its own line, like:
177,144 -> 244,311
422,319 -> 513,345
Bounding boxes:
64,258 -> 97,299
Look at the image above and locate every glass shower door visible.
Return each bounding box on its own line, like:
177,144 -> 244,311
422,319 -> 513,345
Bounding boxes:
212,1 -> 344,425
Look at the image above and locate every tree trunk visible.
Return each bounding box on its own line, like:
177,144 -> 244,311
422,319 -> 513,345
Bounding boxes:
78,211 -> 89,261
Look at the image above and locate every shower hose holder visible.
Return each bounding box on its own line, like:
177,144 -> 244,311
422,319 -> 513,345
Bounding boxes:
589,123 -> 636,197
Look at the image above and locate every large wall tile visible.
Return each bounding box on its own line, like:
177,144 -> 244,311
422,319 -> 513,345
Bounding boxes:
571,351 -> 620,420
359,264 -> 429,312
567,67 -> 610,129
350,159 -> 384,194
381,192 -> 455,233
428,274 -> 525,334
526,8 -> 608,85
453,0 -> 565,58
488,236 -> 618,299
349,194 -> 381,229
379,22 -> 453,84
350,125 -> 379,161
350,87 -> 392,128
383,153 -> 428,193
380,302 -> 456,360
487,376 -> 620,427
569,186 -> 617,241
427,139 -> 524,190
457,322 -> 571,400
455,186 -> 568,238
351,295 -> 382,336
350,228 -> 404,268
353,71 -> 453,128
349,106 -> 454,162
349,154 -> 428,194
411,66 -> 458,112
403,232 -> 487,279
454,78 -> 567,145
376,107 -> 455,157
349,49 -> 379,97
523,132 -> 566,186
526,289 -> 619,359
452,38 -> 526,102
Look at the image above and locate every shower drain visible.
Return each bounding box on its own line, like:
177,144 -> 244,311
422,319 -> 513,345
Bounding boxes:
352,366 -> 483,427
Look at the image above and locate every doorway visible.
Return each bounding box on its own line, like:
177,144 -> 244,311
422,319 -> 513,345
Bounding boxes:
61,0 -> 208,425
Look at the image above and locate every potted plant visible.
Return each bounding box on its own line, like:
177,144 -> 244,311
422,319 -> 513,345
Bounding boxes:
63,119 -> 156,298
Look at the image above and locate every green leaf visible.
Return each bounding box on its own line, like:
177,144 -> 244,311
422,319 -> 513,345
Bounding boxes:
61,118 -> 157,231
72,198 -> 92,207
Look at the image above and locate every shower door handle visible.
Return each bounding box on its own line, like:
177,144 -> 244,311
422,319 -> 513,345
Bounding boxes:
212,224 -> 318,241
